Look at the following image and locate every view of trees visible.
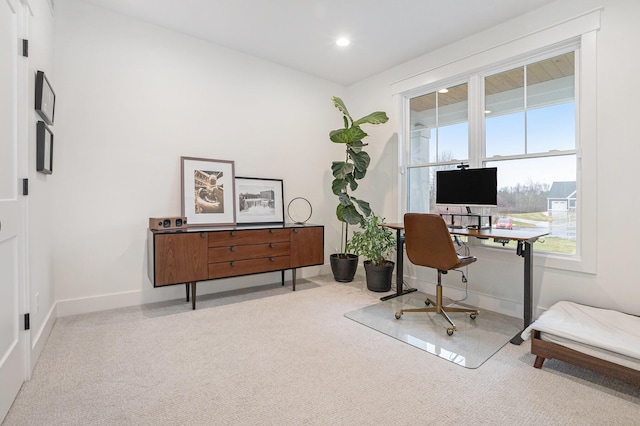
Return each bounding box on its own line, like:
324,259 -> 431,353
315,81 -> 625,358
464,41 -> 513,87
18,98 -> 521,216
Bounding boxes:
496,181 -> 549,214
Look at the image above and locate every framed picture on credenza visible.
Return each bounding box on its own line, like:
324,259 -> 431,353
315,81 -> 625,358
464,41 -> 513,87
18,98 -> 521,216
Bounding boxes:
180,156 -> 236,227
235,177 -> 284,225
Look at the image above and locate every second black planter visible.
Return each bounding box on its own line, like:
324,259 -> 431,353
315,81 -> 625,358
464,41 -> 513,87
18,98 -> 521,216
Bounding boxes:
363,260 -> 395,292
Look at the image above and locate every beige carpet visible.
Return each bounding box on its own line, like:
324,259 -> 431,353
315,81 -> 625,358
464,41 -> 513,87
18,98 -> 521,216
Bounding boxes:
3,275 -> 639,425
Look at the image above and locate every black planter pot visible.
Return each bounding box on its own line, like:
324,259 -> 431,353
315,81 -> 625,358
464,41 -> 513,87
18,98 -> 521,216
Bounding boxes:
363,260 -> 395,292
330,253 -> 359,283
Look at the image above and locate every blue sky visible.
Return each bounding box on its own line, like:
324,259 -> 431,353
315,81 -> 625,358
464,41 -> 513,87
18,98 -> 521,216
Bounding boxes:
433,102 -> 576,188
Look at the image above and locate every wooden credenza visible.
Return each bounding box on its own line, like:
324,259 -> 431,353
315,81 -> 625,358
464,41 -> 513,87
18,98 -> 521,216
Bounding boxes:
147,224 -> 324,309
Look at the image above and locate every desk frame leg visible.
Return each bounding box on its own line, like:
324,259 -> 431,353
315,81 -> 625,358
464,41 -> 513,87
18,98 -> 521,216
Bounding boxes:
380,228 -> 417,301
510,241 -> 533,345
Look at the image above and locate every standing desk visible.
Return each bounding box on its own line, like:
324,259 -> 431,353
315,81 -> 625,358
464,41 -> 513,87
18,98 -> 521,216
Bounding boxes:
382,223 -> 548,345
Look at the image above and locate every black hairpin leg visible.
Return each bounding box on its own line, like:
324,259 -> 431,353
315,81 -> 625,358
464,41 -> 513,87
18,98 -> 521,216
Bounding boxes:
191,282 -> 197,310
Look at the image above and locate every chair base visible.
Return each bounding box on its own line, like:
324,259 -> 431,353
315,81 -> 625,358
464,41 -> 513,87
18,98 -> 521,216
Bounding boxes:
394,283 -> 478,335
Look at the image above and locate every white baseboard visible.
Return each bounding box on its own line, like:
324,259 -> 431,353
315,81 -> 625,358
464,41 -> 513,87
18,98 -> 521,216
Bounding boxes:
55,272 -> 292,317
402,275 -> 524,319
30,303 -> 56,374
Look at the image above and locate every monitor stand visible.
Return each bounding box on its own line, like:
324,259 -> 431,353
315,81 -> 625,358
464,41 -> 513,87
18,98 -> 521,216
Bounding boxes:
441,207 -> 493,230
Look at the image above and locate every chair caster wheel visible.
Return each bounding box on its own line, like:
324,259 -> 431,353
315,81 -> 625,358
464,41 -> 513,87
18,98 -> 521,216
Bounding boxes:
447,328 -> 454,336
424,300 -> 430,306
470,313 -> 478,320
395,312 -> 402,319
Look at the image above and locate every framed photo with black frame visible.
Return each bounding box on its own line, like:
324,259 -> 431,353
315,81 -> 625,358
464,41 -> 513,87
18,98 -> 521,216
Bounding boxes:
181,156 -> 236,227
235,177 -> 284,225
35,70 -> 55,125
36,121 -> 53,174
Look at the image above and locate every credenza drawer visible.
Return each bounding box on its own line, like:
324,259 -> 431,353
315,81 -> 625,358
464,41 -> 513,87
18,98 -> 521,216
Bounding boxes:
208,255 -> 291,279
208,229 -> 290,247
208,242 -> 290,262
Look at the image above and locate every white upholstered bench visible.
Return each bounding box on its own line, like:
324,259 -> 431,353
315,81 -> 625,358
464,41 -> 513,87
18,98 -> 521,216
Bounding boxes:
521,301 -> 640,386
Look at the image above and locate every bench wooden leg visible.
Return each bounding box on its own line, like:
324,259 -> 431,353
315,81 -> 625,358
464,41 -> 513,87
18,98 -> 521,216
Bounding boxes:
534,355 -> 545,369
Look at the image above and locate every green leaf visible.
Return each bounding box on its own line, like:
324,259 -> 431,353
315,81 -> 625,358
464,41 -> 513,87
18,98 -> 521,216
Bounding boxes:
340,204 -> 364,225
353,167 -> 367,180
332,178 -> 347,195
329,129 -> 349,144
338,192 -> 353,206
352,198 -> 372,217
330,127 -> 367,144
349,150 -> 370,173
345,174 -> 358,191
345,214 -> 396,264
348,140 -> 367,153
348,126 -> 368,142
353,111 -> 389,126
332,96 -> 352,122
331,161 -> 353,179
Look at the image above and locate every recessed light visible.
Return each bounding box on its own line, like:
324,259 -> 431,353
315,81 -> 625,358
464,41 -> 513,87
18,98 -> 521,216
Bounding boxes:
438,88 -> 449,93
485,110 -> 492,114
336,37 -> 350,47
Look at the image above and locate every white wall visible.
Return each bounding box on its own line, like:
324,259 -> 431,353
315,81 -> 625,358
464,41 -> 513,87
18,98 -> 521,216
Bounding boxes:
52,0 -> 345,315
350,0 -> 640,317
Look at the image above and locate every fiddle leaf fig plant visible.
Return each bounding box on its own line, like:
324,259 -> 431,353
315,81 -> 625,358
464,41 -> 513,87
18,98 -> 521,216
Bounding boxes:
330,96 -> 389,253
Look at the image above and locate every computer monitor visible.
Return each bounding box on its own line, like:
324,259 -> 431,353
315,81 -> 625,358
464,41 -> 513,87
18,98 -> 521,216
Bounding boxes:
436,167 -> 497,207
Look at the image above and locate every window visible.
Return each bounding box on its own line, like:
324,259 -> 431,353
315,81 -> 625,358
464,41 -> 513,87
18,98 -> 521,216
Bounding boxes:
405,49 -> 577,255
407,83 -> 469,213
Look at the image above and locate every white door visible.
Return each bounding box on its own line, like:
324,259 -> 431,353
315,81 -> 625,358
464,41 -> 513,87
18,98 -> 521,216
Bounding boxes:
0,0 -> 27,421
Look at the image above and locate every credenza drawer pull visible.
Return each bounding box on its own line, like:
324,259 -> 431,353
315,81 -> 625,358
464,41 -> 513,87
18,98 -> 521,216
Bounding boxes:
230,261 -> 236,267
269,229 -> 275,234
230,246 -> 236,252
293,228 -> 298,233
269,257 -> 275,262
230,231 -> 236,237
200,232 -> 206,238
269,243 -> 275,248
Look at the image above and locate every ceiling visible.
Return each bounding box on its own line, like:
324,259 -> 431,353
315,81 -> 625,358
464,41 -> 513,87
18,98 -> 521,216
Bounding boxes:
76,0 -> 559,86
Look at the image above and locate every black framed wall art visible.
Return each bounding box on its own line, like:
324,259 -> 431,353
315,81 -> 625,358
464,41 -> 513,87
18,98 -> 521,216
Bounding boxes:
35,70 -> 55,125
181,156 -> 236,226
36,121 -> 53,174
235,177 -> 284,225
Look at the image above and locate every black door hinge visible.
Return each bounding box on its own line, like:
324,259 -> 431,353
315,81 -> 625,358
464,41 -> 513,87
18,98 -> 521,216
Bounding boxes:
22,39 -> 28,57
24,313 -> 30,330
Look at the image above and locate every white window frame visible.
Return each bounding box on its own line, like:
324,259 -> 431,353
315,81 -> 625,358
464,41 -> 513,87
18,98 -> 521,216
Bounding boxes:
394,10 -> 600,274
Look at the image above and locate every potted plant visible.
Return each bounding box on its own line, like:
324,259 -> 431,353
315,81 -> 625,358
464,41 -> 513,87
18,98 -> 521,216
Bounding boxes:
347,214 -> 396,292
329,96 -> 389,282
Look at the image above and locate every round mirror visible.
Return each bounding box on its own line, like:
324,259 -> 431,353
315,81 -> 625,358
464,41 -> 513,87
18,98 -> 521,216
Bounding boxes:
287,197 -> 312,224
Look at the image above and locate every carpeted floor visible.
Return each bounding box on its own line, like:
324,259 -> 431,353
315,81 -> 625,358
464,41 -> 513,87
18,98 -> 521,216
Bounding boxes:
3,275 -> 639,425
